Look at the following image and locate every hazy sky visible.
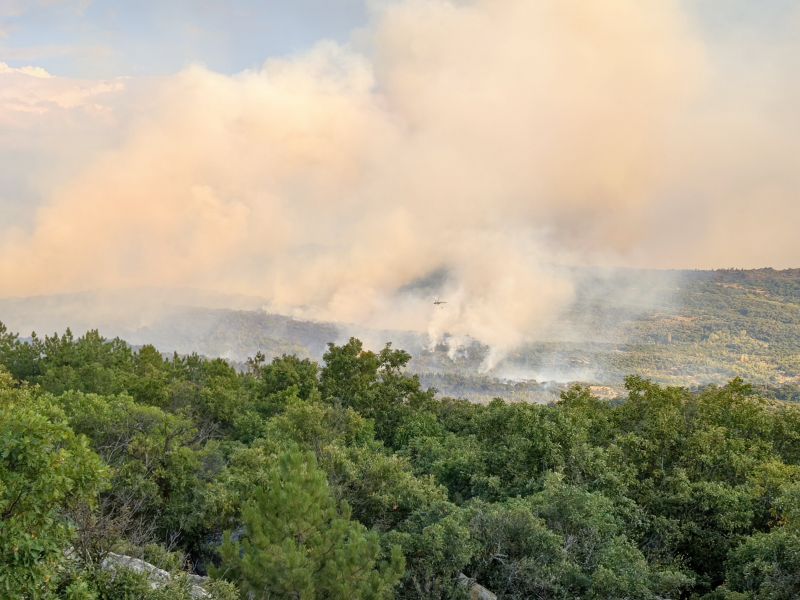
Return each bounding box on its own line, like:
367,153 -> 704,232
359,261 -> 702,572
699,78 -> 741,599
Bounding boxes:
1,0 -> 799,360
2,1 -> 797,77
0,0 -> 367,77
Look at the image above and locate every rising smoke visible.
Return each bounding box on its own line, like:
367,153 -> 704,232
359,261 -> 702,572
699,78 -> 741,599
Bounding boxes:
0,0 -> 798,367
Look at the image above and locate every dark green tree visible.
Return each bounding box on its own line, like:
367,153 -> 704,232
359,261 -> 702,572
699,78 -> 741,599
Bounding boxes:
216,449 -> 404,599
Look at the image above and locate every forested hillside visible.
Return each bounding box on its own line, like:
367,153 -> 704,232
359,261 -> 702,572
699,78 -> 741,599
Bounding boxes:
2,323 -> 800,598
2,270 -> 798,405
417,269 -> 800,399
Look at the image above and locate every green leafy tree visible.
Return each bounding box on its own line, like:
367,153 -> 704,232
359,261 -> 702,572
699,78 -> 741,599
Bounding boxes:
0,369 -> 107,597
256,354 -> 320,404
467,476 -> 692,599
724,528 -> 800,599
321,339 -> 435,446
385,501 -> 475,599
56,391 -> 214,557
720,483 -> 800,599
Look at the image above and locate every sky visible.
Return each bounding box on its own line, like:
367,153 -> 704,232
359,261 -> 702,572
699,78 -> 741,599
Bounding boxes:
1,0 -> 799,362
0,0 -> 368,77
2,1 -> 798,77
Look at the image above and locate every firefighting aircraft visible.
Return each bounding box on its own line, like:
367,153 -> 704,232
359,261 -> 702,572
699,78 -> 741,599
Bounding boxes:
433,297 -> 448,307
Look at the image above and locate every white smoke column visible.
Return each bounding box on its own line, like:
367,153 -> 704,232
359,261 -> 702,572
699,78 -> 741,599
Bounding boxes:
0,0 -> 797,361
425,231 -> 573,369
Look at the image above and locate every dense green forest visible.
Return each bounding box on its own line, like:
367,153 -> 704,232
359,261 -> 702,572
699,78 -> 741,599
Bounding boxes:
2,321 -> 800,599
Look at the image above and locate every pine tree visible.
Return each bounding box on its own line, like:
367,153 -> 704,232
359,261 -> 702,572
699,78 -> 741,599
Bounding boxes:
216,449 -> 404,599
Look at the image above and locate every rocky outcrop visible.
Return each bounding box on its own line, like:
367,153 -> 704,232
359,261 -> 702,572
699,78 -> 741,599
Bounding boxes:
101,552 -> 210,598
457,573 -> 497,600
98,553 -> 496,599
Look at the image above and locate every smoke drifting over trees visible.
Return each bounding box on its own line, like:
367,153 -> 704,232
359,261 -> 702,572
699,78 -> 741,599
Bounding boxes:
1,0 -> 799,362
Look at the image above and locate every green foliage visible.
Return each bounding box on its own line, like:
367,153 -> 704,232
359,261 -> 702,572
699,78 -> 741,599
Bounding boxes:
71,567 -> 196,600
0,370 -> 107,598
465,475 -> 693,599
215,449 -> 405,599
385,501 -> 474,599
724,529 -> 800,599
321,338 -> 435,445
254,353 -> 320,403
55,391 -> 215,554
110,542 -> 186,573
2,325 -> 800,598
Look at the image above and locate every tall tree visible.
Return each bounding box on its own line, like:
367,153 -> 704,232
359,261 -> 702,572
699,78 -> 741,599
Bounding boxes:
216,449 -> 404,599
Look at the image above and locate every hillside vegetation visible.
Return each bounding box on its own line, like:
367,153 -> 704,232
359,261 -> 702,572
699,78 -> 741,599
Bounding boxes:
1,270 -> 799,403
2,323 -> 800,598
612,269 -> 800,386
412,269 -> 800,400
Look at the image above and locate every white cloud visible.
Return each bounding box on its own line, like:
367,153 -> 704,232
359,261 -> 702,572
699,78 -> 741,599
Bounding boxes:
0,61 -> 51,77
0,61 -> 123,120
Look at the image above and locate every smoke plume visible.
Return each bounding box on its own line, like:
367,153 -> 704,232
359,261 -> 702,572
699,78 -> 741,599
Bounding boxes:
1,0 -> 799,365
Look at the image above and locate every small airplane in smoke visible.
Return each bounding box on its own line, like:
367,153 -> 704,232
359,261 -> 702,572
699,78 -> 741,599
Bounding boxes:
433,297 -> 448,307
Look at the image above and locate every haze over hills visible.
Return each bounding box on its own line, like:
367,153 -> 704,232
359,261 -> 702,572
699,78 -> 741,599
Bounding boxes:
3,268 -> 798,402
3,1 -> 799,408
3,1 -> 800,364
